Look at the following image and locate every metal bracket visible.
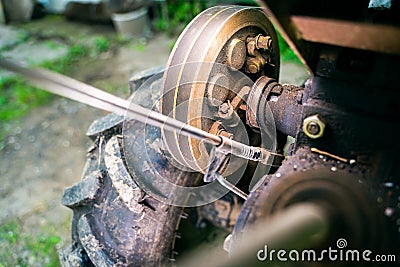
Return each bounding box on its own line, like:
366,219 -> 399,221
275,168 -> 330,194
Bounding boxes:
204,146 -> 248,200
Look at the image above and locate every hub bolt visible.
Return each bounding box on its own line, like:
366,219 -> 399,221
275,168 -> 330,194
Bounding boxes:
303,115 -> 325,139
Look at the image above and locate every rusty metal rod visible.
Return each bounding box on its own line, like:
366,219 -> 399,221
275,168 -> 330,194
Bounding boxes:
0,58 -> 220,144
0,58 -> 276,164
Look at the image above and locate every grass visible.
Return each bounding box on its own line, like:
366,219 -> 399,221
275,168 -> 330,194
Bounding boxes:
277,31 -> 302,64
135,42 -> 146,52
0,26 -> 114,136
40,44 -> 86,74
92,36 -> 110,54
0,77 -> 52,143
155,0 -> 207,35
155,1 -> 301,64
0,221 -> 61,267
0,78 -> 51,122
0,43 -> 88,140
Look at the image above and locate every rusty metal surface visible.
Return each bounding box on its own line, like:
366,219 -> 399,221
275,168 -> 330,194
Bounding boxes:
234,4 -> 400,262
265,84 -> 303,137
291,16 -> 400,55
247,76 -> 303,137
258,0 -> 400,72
231,148 -> 398,267
246,76 -> 276,129
295,76 -> 400,159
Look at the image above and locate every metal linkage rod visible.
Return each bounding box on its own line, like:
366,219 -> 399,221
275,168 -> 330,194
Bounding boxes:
0,58 -> 220,142
0,58 -> 275,164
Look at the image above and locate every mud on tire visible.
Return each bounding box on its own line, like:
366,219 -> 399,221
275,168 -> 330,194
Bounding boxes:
58,69 -> 200,266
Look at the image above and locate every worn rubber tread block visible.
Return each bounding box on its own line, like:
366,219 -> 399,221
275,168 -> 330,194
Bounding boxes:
59,245 -> 92,267
78,214 -> 115,267
105,136 -> 144,213
90,168 -> 175,266
62,171 -> 102,208
129,66 -> 164,94
86,113 -> 124,140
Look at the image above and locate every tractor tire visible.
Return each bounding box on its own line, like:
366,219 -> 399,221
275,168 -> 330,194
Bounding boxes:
58,71 -> 200,267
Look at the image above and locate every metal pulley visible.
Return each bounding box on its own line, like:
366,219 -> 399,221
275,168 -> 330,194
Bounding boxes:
161,6 -> 280,173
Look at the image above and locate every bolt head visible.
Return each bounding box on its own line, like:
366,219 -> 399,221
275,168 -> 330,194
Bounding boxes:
248,64 -> 259,74
218,103 -> 230,114
306,122 -> 320,135
303,115 -> 325,139
256,35 -> 271,50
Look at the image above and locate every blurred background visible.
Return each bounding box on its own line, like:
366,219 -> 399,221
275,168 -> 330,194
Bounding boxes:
0,1 -> 307,266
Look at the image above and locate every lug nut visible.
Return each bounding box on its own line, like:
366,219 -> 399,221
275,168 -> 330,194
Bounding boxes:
303,115 -> 326,139
255,35 -> 271,50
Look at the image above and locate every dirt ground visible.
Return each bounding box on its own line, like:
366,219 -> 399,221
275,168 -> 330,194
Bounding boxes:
0,13 -> 308,260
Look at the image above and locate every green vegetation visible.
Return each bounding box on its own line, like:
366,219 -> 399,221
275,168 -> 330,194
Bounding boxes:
0,43 -> 87,140
277,31 -> 302,64
156,0 -> 207,34
0,76 -> 51,141
135,42 -> 146,52
40,44 -> 86,73
15,31 -> 29,47
0,77 -> 51,122
92,36 -> 111,54
156,1 -> 301,64
157,0 -> 258,34
0,221 -> 61,267
0,28 -> 115,136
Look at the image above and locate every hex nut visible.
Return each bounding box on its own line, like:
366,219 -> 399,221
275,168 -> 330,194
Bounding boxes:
255,35 -> 271,50
247,63 -> 259,74
245,58 -> 261,74
303,115 -> 326,139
